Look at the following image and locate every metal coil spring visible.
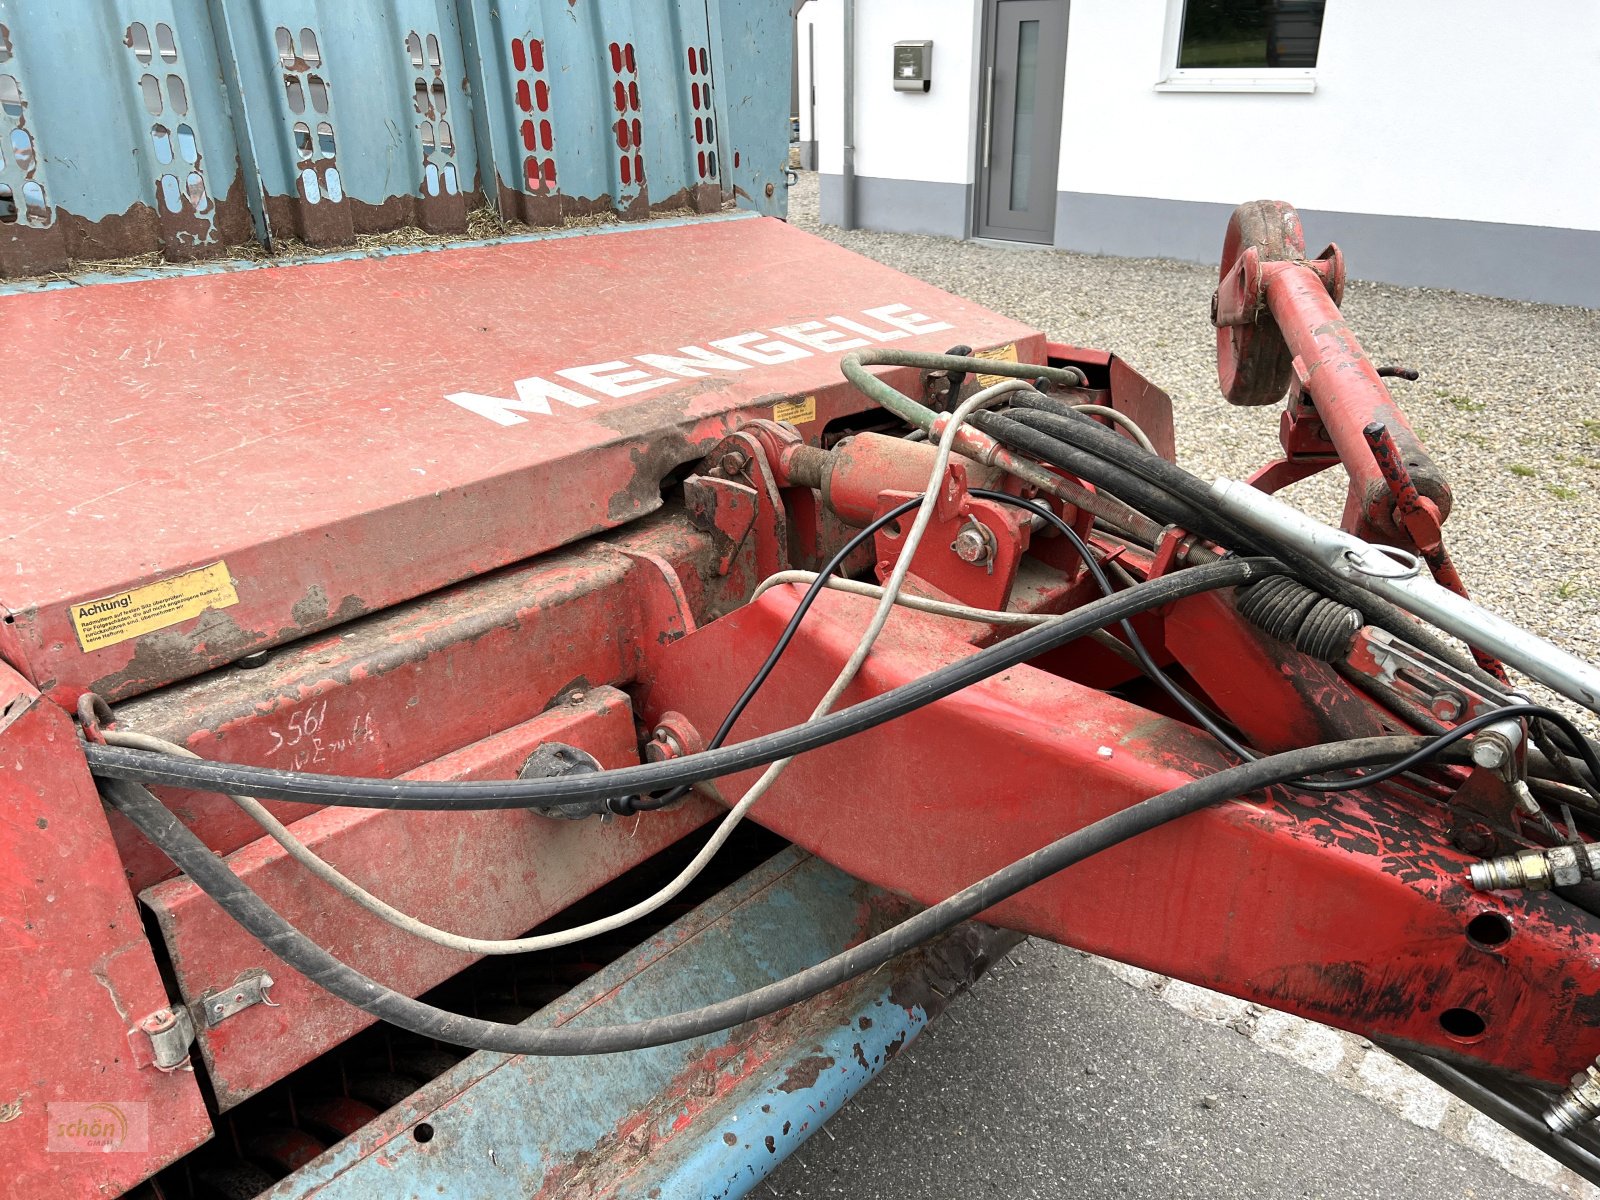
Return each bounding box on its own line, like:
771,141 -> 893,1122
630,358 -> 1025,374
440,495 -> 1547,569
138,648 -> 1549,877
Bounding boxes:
1235,575 -> 1362,662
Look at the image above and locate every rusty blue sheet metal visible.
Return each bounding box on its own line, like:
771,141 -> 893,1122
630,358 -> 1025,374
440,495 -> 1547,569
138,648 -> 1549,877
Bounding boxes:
0,0 -> 788,277
256,849 -> 1017,1199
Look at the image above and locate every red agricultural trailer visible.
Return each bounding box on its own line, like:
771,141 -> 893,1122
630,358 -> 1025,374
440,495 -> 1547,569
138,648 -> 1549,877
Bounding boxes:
5,6 -> 1600,1197
5,194 -> 1600,1197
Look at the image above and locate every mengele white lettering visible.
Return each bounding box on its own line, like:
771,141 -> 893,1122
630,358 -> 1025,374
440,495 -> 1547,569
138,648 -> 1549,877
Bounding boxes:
443,304 -> 953,427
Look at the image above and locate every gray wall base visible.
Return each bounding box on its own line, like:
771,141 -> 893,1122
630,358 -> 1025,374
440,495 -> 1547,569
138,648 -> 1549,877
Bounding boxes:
797,140 -> 817,170
1054,191 -> 1600,308
807,174 -> 1600,307
819,173 -> 968,239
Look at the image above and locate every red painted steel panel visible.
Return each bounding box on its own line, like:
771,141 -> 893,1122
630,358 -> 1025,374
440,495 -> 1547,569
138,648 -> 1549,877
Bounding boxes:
142,687 -> 719,1109
639,589 -> 1600,1084
0,665 -> 212,1195
111,517 -> 725,892
0,217 -> 1042,706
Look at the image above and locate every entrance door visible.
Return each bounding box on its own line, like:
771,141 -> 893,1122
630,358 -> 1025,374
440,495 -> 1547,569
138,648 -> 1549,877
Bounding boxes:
977,0 -> 1068,243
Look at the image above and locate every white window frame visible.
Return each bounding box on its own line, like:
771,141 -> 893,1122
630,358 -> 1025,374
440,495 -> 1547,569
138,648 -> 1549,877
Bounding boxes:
1154,0 -> 1318,94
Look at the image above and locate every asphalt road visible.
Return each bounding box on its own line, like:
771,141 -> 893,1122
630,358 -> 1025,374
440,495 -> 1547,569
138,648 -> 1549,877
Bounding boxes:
767,941 -> 1556,1199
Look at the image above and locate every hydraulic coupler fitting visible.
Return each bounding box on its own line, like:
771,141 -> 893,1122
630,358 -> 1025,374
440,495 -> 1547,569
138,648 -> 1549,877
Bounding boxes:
1546,1063 -> 1600,1134
1467,838 -> 1600,892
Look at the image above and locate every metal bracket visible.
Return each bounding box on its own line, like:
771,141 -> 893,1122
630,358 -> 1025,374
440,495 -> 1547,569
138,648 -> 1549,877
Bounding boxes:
200,969 -> 278,1028
133,1005 -> 196,1072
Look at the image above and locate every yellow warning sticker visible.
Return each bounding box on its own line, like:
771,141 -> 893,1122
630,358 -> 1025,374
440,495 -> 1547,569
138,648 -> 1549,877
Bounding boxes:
773,395 -> 818,425
70,562 -> 239,653
975,342 -> 1020,387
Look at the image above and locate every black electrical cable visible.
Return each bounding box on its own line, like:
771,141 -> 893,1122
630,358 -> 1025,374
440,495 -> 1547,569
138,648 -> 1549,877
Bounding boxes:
101,733 -> 1459,1057
991,489 -> 1357,788
638,485 -> 1236,818
975,489 -> 1600,795
990,397 -> 1512,695
974,489 -> 1255,758
631,495 -> 924,814
84,558 -> 1281,809
1296,705 -> 1599,793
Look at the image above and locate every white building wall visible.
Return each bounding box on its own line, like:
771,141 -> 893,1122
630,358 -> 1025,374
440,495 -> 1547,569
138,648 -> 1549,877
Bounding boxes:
800,0 -> 1600,303
1059,0 -> 1600,232
799,0 -> 982,184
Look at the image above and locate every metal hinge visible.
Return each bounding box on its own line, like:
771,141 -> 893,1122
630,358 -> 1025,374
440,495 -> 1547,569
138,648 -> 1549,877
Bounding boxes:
133,1006 -> 196,1072
131,969 -> 277,1072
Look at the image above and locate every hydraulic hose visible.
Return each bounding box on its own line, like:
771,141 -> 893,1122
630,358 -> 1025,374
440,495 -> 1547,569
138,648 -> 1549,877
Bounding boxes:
637,378 -> 1033,814
829,350 -> 1161,540
84,558 -> 1280,810
993,399 -> 1511,693
972,411 -> 1200,540
838,348 -> 1085,430
102,733 -> 1449,1056
980,489 -> 1600,793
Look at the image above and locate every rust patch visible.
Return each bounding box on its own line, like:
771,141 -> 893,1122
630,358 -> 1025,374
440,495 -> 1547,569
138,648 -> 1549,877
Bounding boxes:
2,174 -> 255,280
605,431 -> 702,524
290,583 -> 331,630
775,1054 -> 834,1093
887,926 -> 1022,1016
87,607 -> 263,704
496,180 -> 619,229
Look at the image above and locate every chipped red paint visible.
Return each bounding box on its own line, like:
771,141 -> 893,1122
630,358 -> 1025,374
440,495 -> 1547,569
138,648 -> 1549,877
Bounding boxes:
0,664 -> 213,1194
110,517 -> 731,892
639,586 -> 1600,1086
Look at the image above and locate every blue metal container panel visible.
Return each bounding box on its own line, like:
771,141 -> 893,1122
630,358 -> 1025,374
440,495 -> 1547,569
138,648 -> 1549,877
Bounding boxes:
708,0 -> 791,218
210,0 -> 484,245
0,0 -> 788,277
255,850 -> 1017,1200
459,0 -> 726,225
0,0 -> 256,266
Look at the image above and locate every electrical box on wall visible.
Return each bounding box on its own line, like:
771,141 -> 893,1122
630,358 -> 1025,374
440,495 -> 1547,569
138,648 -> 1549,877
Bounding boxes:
893,40 -> 932,92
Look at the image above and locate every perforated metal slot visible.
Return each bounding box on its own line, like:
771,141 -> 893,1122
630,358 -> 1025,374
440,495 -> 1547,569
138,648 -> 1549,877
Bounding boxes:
510,34 -> 556,198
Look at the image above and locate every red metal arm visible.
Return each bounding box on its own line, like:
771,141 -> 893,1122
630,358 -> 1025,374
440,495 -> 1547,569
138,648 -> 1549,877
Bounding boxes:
639,587 -> 1600,1086
1261,259 -> 1452,541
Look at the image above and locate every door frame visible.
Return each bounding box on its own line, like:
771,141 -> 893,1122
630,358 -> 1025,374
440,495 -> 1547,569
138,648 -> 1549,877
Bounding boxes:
973,0 -> 1069,244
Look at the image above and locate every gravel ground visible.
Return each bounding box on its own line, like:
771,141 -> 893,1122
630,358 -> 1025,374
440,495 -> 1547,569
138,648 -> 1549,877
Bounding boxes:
786,172 -> 1600,730
772,172 -> 1600,1196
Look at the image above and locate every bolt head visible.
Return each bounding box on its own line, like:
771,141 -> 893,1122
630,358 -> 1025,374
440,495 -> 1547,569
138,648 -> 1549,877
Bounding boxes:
718,450 -> 749,475
1470,737 -> 1507,770
1429,692 -> 1465,722
643,739 -> 673,764
952,530 -> 986,563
